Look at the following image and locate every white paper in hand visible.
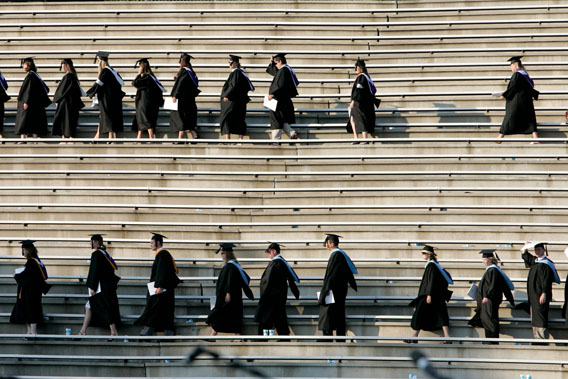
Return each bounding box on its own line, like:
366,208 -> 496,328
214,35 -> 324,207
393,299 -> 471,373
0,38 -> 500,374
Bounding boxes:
491,92 -> 502,98
14,267 -> 24,275
263,95 -> 278,111
163,97 -> 178,111
147,281 -> 166,296
209,296 -> 216,310
317,290 -> 335,305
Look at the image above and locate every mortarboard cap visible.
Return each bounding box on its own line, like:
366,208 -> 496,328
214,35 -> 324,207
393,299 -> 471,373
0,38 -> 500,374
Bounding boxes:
479,249 -> 496,258
273,53 -> 287,61
507,56 -> 523,64
94,51 -> 110,64
421,245 -> 435,254
89,233 -> 105,242
20,57 -> 34,68
229,54 -> 241,62
266,242 -> 284,253
323,233 -> 342,247
135,58 -> 150,68
216,243 -> 236,254
151,232 -> 167,243
20,240 -> 36,248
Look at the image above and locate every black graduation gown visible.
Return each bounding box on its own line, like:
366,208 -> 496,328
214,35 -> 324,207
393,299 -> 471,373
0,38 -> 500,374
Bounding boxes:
14,71 -> 51,135
131,74 -> 164,132
410,262 -> 452,331
522,252 -> 554,328
499,71 -> 539,135
135,249 -> 180,331
219,69 -> 251,136
0,76 -> 11,132
348,74 -> 376,134
169,68 -> 200,132
207,262 -> 254,333
468,267 -> 514,338
86,249 -> 121,326
86,68 -> 125,133
318,251 -> 357,333
10,258 -> 51,324
266,63 -> 297,129
52,73 -> 85,137
254,258 -> 300,330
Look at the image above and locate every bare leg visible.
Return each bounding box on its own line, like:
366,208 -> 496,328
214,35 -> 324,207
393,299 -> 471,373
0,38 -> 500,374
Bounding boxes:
18,134 -> 27,144
29,323 -> 37,335
411,330 -> 419,338
210,329 -> 218,336
496,133 -> 504,144
350,116 -> 358,140
109,323 -> 118,336
189,130 -> 198,139
79,307 -> 92,335
361,131 -> 369,144
136,130 -> 143,139
531,131 -> 539,143
147,129 -> 155,144
94,125 -> 100,139
271,129 -> 283,140
177,130 -> 185,139
442,326 -> 450,338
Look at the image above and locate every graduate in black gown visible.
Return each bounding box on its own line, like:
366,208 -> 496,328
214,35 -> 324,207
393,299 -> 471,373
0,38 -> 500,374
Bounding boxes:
468,249 -> 514,343
409,245 -> 452,342
52,58 -> 85,142
10,240 -> 50,335
136,233 -> 180,336
255,243 -> 300,336
207,244 -> 254,336
78,234 -> 120,337
14,57 -> 51,142
0,71 -> 11,138
132,58 -> 165,140
219,55 -> 255,142
520,242 -> 560,340
169,53 -> 199,141
348,59 -> 379,143
266,53 -> 299,141
318,234 -> 357,339
86,51 -> 125,140
498,56 -> 540,142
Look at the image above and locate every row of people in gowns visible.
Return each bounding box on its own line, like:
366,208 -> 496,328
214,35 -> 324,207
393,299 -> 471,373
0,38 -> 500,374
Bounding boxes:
206,234 -> 357,339
409,242 -> 563,344
0,54 -> 382,142
12,235 -> 562,341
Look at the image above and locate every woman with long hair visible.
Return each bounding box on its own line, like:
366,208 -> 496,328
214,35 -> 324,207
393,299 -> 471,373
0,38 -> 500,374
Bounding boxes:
408,245 -> 453,342
86,51 -> 125,140
52,58 -> 85,143
169,53 -> 200,141
207,244 -> 254,338
348,58 -> 378,143
10,240 -> 51,335
14,57 -> 51,143
132,58 -> 165,140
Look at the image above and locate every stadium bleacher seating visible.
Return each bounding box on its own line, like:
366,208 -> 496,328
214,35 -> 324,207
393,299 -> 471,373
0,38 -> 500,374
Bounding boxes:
2,0 -> 568,378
